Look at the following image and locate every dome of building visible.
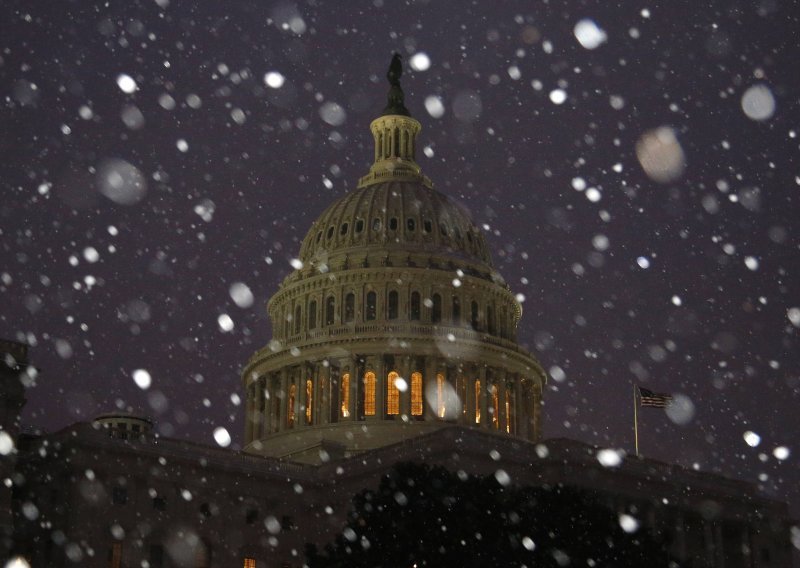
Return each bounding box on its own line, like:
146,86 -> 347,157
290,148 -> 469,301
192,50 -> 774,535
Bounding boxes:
298,181 -> 493,269
242,58 -> 545,463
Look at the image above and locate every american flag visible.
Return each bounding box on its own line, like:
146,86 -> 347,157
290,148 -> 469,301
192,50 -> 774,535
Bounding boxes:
638,387 -> 673,408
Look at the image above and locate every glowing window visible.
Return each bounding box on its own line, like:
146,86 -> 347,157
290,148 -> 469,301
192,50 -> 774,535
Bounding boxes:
475,380 -> 481,423
505,389 -> 513,434
287,384 -> 296,428
364,372 -> 376,416
436,373 -> 446,418
243,558 -> 256,568
411,372 -> 423,416
340,373 -> 350,418
110,542 -> 123,568
491,384 -> 499,429
387,371 -> 400,415
305,380 -> 313,425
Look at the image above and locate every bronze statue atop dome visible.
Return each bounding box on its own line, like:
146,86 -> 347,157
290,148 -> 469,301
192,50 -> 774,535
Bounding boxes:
382,52 -> 410,116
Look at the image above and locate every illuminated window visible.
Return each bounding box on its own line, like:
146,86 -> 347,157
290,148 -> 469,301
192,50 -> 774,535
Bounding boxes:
491,384 -> 499,429
243,558 -> 256,568
340,373 -> 350,418
386,371 -> 400,415
411,372 -> 423,416
305,380 -> 313,425
505,389 -> 513,434
475,380 -> 481,423
287,384 -> 296,428
364,371 -> 376,416
436,373 -> 446,418
110,542 -> 122,568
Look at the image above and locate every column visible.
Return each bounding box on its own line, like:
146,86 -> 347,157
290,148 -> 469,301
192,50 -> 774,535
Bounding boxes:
465,364 -> 476,425
400,356 -> 411,418
497,371 -> 507,432
479,366 -> 488,428
424,357 -> 437,420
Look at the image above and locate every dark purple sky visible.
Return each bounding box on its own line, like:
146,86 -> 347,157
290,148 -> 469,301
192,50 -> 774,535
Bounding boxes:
2,0 -> 799,518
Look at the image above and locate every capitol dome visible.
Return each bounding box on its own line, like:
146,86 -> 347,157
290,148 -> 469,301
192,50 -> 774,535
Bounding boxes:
242,58 -> 545,463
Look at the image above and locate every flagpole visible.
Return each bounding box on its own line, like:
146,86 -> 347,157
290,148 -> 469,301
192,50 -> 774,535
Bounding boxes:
633,384 -> 639,457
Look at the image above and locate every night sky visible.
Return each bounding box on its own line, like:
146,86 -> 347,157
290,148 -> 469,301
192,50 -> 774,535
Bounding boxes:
2,0 -> 799,521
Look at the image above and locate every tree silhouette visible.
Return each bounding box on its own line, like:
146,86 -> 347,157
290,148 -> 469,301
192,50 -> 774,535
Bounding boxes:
306,462 -> 673,568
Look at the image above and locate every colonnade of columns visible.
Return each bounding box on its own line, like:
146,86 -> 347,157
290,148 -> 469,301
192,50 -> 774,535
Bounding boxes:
245,355 -> 542,445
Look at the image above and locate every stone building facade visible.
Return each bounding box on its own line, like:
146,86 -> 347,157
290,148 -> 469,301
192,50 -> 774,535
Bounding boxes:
1,61 -> 793,568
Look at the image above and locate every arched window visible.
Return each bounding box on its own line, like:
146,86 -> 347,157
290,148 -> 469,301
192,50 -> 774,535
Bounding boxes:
355,219 -> 364,233
388,290 -> 399,320
474,380 -> 481,424
386,371 -> 400,415
364,372 -> 376,416
411,372 -> 423,416
325,296 -> 335,326
432,294 -> 442,324
410,292 -> 421,321
340,373 -> 350,418
305,380 -> 313,425
505,389 -> 513,434
294,306 -> 302,335
344,293 -> 355,322
471,301 -> 479,330
487,304 -> 496,335
436,373 -> 446,418
366,291 -> 377,321
407,218 -> 416,232
389,217 -> 398,231
423,220 -> 432,233
287,384 -> 296,428
452,296 -> 461,324
308,300 -> 317,330
491,384 -> 499,429
340,222 -> 348,235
